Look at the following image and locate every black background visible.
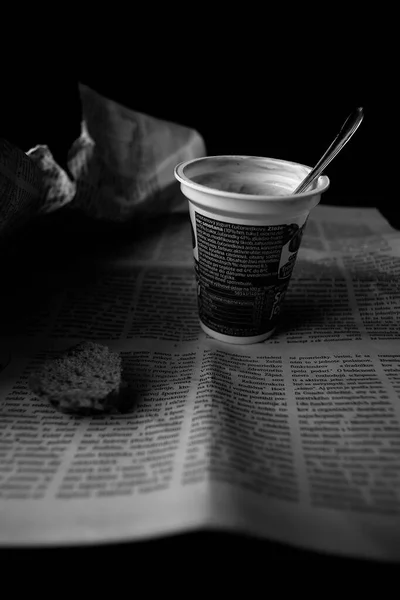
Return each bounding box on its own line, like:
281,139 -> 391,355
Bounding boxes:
0,61 -> 383,199
1,41 -> 396,220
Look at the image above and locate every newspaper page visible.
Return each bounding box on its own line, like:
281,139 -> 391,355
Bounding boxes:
0,139 -> 42,242
1,204 -> 399,561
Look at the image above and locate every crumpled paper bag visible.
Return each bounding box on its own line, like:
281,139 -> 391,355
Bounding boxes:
67,83 -> 206,221
0,82 -> 206,242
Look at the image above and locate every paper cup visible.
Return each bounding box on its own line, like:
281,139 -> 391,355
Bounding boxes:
174,155 -> 330,344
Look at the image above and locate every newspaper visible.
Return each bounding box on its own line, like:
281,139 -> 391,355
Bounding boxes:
0,139 -> 43,241
1,203 -> 400,562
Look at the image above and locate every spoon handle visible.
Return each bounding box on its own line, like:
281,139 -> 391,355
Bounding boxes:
293,107 -> 364,194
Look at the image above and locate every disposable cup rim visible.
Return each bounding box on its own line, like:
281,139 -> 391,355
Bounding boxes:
174,155 -> 330,200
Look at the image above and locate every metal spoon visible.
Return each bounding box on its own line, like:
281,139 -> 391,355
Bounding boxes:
293,106 -> 364,194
